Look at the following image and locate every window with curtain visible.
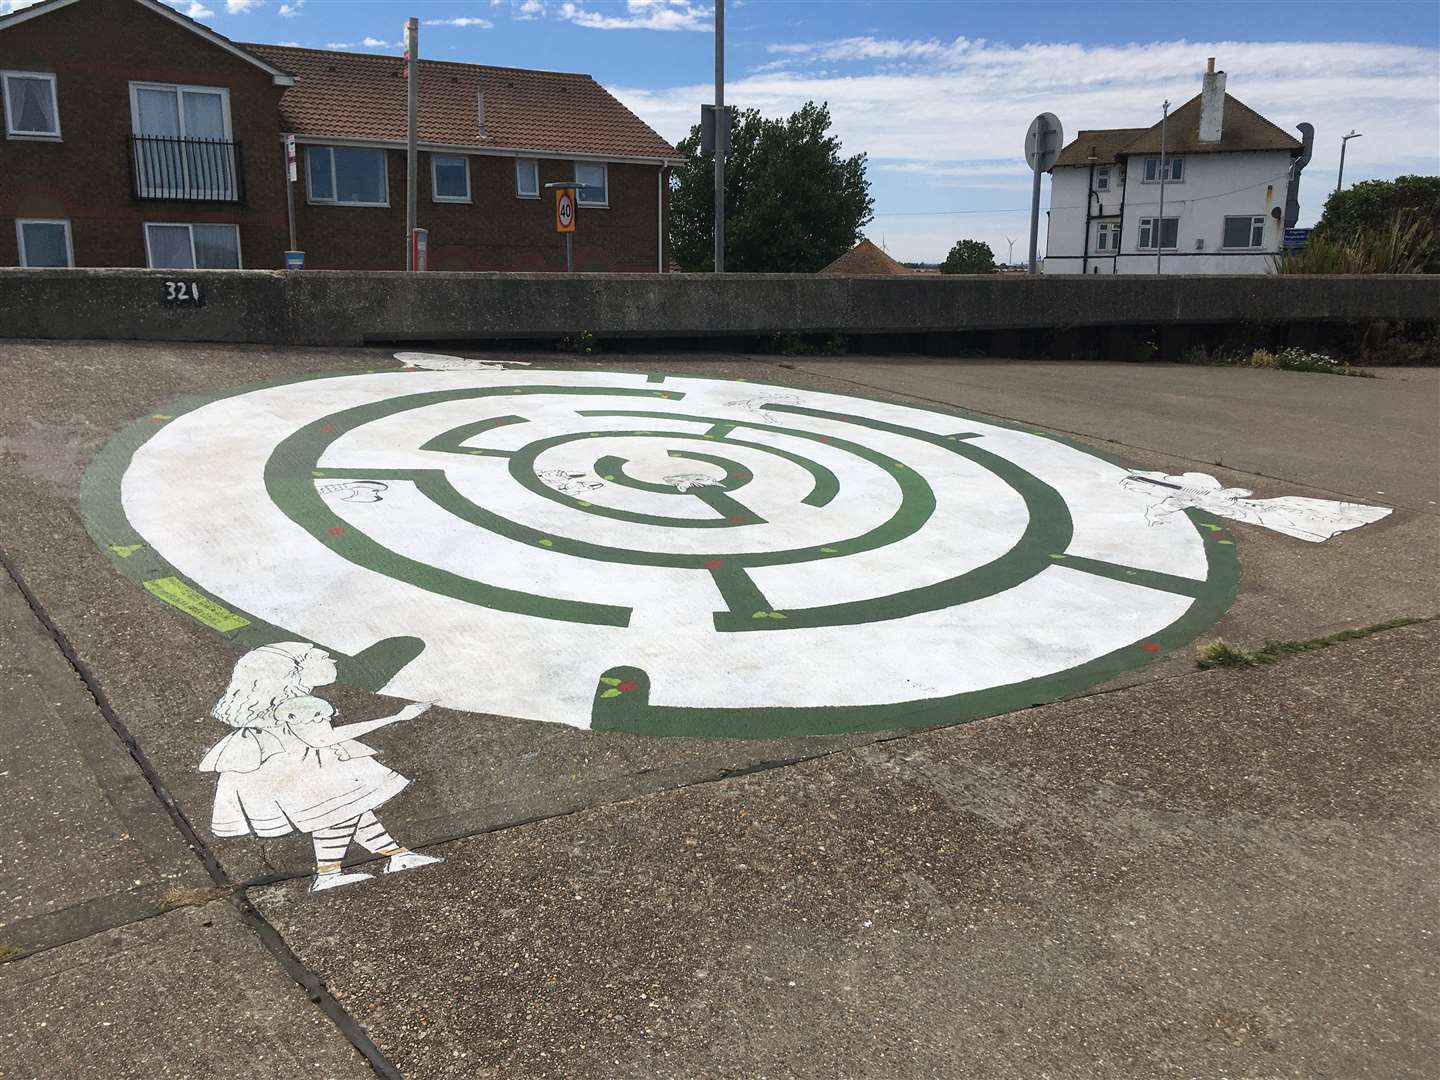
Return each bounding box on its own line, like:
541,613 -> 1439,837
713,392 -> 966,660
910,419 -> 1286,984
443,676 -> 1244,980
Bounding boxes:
145,223 -> 241,268
129,83 -> 234,198
307,146 -> 388,206
17,220 -> 72,266
574,162 -> 608,206
516,158 -> 539,198
1141,157 -> 1184,183
3,71 -> 60,138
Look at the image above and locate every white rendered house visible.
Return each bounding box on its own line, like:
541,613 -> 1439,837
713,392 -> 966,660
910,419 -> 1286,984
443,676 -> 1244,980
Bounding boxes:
1044,62 -> 1314,275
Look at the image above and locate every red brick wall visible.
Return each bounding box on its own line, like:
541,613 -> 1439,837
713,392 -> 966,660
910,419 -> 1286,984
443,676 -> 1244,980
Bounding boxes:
1,0 -> 669,272
0,0 -> 289,268
294,150 -> 668,272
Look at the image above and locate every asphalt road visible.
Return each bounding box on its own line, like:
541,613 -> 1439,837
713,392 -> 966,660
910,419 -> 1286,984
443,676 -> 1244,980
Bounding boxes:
0,342 -> 1435,1079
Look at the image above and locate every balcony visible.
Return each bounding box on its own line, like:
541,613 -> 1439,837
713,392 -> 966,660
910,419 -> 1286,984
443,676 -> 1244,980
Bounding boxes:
129,135 -> 245,203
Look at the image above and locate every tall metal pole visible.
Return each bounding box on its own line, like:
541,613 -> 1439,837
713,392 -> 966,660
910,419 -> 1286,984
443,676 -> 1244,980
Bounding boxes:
405,17 -> 418,271
713,0 -> 725,273
1336,130 -> 1361,194
1155,99 -> 1169,275
1026,118 -> 1045,273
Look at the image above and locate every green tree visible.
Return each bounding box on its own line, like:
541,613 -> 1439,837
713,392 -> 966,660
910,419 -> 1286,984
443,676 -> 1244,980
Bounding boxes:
939,239 -> 996,274
1315,175 -> 1440,272
668,102 -> 873,272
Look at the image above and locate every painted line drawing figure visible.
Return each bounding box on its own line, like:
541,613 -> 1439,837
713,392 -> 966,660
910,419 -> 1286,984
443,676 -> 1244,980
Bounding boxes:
537,468 -> 605,497
317,479 -> 389,503
663,473 -> 721,492
201,642 -> 442,892
721,393 -> 803,425
1119,471 -> 1392,543
393,351 -> 532,372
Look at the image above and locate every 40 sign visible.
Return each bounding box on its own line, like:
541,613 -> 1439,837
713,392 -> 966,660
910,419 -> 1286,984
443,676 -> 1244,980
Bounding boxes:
555,188 -> 576,233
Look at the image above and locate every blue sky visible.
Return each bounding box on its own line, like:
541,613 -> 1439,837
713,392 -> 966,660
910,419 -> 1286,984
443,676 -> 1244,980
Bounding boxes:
15,0 -> 1437,260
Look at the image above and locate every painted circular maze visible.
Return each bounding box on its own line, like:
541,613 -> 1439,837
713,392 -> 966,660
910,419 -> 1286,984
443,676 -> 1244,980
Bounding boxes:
83,368 -> 1236,736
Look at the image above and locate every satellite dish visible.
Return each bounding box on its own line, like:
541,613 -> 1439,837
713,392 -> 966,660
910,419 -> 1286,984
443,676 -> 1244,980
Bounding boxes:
1025,113 -> 1064,171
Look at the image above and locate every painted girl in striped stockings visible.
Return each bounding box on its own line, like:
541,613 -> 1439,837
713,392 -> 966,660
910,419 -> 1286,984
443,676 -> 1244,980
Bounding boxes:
201,641 -> 441,892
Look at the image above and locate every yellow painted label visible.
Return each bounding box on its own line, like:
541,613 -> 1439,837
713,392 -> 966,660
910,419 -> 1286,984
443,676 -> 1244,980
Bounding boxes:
142,576 -> 250,633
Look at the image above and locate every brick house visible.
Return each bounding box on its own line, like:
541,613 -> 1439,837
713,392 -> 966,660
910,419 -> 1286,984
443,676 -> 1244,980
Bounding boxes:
0,0 -> 677,271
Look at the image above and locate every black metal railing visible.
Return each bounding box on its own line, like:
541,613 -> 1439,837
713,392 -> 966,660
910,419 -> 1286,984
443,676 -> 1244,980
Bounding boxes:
129,135 -> 244,203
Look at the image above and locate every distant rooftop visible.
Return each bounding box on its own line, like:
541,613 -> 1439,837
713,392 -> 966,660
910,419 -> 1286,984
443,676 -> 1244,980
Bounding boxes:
818,239 -> 911,276
1053,92 -> 1301,168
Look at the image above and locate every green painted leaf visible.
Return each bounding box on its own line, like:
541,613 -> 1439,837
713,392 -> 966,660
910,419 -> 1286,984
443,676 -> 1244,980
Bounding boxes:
752,611 -> 768,619
768,612 -> 787,620
599,688 -> 621,699
599,677 -> 622,687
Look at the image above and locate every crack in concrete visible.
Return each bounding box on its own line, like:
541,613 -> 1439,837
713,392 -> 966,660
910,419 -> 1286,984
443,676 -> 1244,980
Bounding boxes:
0,543 -> 403,1080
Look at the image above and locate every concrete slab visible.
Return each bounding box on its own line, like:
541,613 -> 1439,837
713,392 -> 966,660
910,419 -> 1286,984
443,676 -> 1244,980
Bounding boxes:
0,900 -> 373,1079
787,358 -> 1440,510
0,567 -> 207,954
252,621 -> 1440,1080
0,342 -> 1433,894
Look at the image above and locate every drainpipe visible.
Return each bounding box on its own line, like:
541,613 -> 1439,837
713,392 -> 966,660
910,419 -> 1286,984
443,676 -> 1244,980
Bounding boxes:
1155,99 -> 1169,275
1081,159 -> 1094,275
657,165 -> 664,273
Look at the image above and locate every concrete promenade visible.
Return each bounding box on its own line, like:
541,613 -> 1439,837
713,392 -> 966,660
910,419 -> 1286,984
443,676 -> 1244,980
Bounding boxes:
0,343 -> 1436,1078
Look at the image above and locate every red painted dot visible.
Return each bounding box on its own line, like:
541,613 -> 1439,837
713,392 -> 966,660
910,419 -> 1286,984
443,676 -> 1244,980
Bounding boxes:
1140,642 -> 1162,652
617,680 -> 639,693
705,559 -> 723,569
318,425 -> 333,433
728,515 -> 746,524
327,526 -> 346,535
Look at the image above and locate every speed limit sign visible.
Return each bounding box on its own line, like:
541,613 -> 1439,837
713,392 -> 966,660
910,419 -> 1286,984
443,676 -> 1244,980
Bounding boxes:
555,188 -> 576,233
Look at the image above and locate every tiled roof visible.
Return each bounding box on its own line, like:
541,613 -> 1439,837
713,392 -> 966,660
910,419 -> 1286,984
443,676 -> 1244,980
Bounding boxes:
1053,93 -> 1301,168
818,239 -> 911,275
1052,128 -> 1148,168
243,44 -> 676,160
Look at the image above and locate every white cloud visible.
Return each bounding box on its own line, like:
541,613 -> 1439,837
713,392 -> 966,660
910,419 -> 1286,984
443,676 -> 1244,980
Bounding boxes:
559,0 -> 709,32
325,41 -> 354,49
0,0 -> 41,11
183,0 -> 215,16
423,16 -> 494,28
361,36 -> 397,48
277,1 -> 301,16
224,0 -> 261,12
612,36 -> 1440,260
516,0 -> 544,19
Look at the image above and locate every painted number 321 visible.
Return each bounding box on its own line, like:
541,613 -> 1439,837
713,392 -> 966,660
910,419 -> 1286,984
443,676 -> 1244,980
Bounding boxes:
163,280 -> 204,305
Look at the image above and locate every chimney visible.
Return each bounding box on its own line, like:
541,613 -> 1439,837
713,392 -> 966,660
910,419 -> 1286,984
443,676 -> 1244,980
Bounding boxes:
1199,57 -> 1226,143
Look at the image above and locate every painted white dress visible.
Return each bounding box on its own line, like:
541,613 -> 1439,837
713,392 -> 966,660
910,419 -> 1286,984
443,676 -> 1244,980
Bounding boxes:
201,721 -> 409,838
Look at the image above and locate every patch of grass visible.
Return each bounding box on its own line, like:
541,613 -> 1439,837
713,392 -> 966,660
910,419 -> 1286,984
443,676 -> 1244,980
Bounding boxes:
1195,615 -> 1438,670
0,943 -> 23,962
1182,344 -> 1375,378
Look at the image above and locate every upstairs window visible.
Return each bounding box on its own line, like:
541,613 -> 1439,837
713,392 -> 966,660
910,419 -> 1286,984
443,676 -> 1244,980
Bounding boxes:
1223,214 -> 1267,249
1137,216 -> 1180,250
1141,156 -> 1183,183
307,146 -> 388,206
516,157 -> 539,198
3,70 -> 61,139
1095,166 -> 1111,192
575,161 -> 608,207
431,155 -> 470,203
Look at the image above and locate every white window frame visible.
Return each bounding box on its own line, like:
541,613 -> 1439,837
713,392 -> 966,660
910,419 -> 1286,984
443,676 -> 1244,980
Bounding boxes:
1222,214 -> 1267,250
305,146 -> 390,208
574,161 -> 609,208
515,157 -> 539,199
143,222 -> 243,269
1094,221 -> 1121,253
1137,216 -> 1180,251
15,218 -> 73,267
2,70 -> 62,140
430,154 -> 471,203
1141,156 -> 1184,183
128,82 -> 233,140
1094,166 -> 1111,192
128,82 -> 235,200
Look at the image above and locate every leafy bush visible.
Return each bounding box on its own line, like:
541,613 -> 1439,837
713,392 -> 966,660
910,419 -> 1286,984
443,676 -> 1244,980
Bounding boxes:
939,239 -> 996,275
1276,208 -> 1435,274
1181,344 -> 1372,377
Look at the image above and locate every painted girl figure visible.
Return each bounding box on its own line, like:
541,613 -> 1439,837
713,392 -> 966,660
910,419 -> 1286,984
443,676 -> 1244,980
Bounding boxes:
201,641 -> 441,892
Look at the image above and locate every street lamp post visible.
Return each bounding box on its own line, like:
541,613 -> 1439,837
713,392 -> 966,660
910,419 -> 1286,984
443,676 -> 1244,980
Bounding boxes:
1336,130 -> 1362,194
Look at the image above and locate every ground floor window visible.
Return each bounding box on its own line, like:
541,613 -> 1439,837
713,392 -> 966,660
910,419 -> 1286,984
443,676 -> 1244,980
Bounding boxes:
1223,214 -> 1267,249
144,222 -> 241,269
16,218 -> 72,266
306,146 -> 388,206
1137,216 -> 1179,251
1094,222 -> 1120,253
